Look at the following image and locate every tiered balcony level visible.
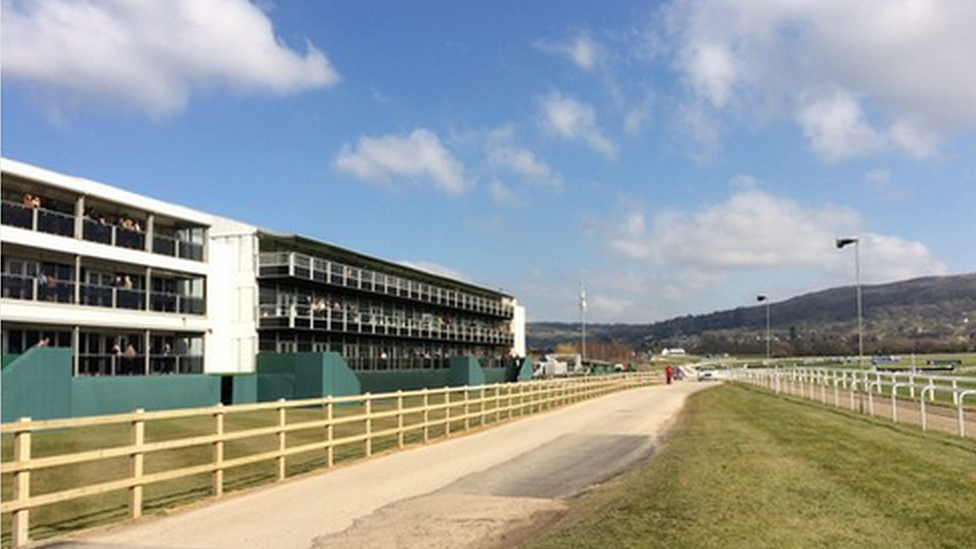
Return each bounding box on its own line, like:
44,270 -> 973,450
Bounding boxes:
257,252 -> 515,346
1,198 -> 205,261
258,252 -> 514,318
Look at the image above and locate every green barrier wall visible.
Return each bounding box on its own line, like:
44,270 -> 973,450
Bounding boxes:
2,350 -> 529,421
1,348 -> 73,422
449,356 -> 486,386
70,375 -> 221,417
483,368 -> 508,384
357,369 -> 451,393
357,357 -> 531,392
1,348 -> 222,421
232,375 -> 258,404
2,353 -> 23,370
256,352 -> 361,400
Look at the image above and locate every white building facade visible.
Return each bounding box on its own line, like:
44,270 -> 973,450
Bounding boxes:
1,159 -> 525,375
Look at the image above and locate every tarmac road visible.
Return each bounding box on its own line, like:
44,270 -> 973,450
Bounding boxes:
45,382 -> 709,549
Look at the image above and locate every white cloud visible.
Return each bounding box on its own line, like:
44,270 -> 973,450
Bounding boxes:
664,0 -> 976,160
566,34 -> 601,72
796,88 -> 887,162
860,233 -> 948,283
486,181 -> 518,204
539,92 -> 617,158
332,129 -> 470,195
536,32 -> 603,72
685,43 -> 737,110
1,0 -> 339,117
603,180 -> 946,283
488,146 -> 563,190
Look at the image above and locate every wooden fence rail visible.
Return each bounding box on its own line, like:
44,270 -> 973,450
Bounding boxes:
1,373 -> 657,547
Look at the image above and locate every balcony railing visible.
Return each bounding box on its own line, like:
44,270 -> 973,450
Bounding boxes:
2,199 -> 205,262
1,274 -> 205,315
78,353 -> 204,376
257,304 -> 514,346
257,251 -> 514,319
153,234 -> 204,261
2,201 -> 74,237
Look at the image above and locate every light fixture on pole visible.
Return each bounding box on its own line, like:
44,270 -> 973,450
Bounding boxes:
757,295 -> 771,359
579,279 -> 587,364
836,237 -> 864,370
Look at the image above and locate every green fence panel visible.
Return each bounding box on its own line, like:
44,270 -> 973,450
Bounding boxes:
70,375 -> 221,417
518,356 -> 534,381
2,353 -> 23,370
231,374 -> 259,404
357,369 -> 451,393
256,352 -> 360,401
449,356 -> 486,387
1,348 -> 73,422
483,368 -> 509,385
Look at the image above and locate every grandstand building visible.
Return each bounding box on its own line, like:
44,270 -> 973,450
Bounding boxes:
1,159 -> 526,377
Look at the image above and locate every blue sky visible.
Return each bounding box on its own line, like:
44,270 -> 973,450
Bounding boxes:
3,0 -> 975,323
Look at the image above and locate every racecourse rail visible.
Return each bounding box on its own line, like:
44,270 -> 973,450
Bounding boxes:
730,367 -> 976,438
0,373 -> 657,548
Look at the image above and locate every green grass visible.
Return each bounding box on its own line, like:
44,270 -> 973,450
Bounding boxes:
520,384 -> 976,549
1,392 -> 503,547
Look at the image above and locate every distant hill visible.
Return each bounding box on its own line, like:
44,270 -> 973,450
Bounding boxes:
528,273 -> 976,356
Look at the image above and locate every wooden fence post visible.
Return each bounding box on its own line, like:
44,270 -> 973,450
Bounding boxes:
213,404 -> 225,497
130,409 -> 145,519
495,385 -> 501,423
365,394 -> 373,457
12,417 -> 32,548
445,389 -> 452,436
326,397 -> 334,467
480,386 -> 486,427
423,389 -> 430,443
464,386 -> 471,431
397,390 -> 405,449
276,400 -> 287,481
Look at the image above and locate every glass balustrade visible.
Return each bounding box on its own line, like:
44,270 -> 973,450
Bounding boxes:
2,197 -> 207,261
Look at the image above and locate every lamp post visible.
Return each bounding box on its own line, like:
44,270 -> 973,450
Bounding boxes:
836,237 -> 864,370
757,295 -> 771,359
579,280 -> 587,365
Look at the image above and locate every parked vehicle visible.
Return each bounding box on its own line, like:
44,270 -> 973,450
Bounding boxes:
697,366 -> 717,381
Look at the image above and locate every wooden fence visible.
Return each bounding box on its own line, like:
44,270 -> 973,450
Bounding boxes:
1,373 -> 657,547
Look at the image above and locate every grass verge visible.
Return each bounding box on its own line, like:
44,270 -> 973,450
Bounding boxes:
519,384 -> 976,549
0,395 -> 475,547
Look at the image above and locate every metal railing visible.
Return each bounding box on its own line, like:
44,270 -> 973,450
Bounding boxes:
257,304 -> 512,345
0,373 -> 658,547
257,251 -> 515,319
730,367 -> 976,438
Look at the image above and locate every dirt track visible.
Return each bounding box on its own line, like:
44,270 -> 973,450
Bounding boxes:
46,382 -> 708,549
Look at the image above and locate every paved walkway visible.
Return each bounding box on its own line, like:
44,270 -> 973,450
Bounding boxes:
46,382 -> 708,549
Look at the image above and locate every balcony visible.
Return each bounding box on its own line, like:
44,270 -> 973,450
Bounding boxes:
2,274 -> 205,315
257,251 -> 514,319
2,199 -> 206,261
78,353 -> 204,376
257,303 -> 512,346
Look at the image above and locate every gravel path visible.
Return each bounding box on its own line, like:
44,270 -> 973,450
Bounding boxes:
46,382 -> 708,549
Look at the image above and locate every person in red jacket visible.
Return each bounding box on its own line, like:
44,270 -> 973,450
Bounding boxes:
665,365 -> 674,385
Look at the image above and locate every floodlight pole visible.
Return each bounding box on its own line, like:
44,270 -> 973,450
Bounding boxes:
757,295 -> 771,359
836,238 -> 864,370
579,279 -> 587,365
